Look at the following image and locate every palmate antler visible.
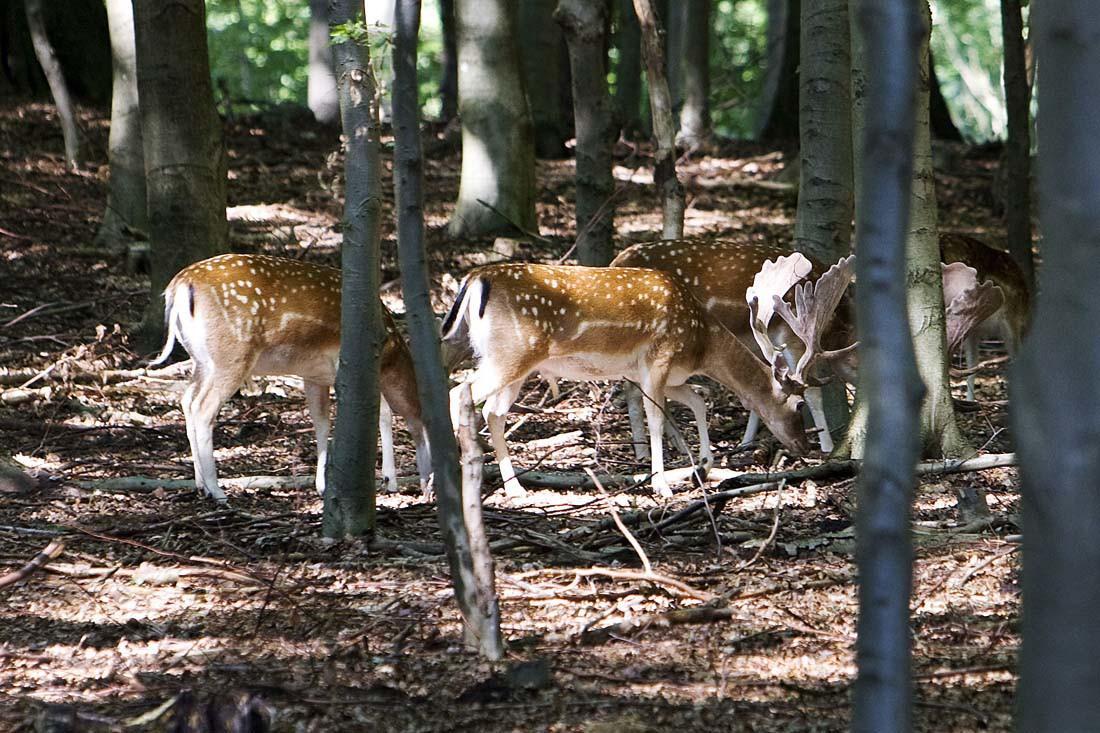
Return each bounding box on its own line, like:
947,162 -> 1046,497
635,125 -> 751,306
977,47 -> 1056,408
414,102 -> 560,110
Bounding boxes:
770,254 -> 857,386
746,252 -> 813,366
942,262 -> 1005,355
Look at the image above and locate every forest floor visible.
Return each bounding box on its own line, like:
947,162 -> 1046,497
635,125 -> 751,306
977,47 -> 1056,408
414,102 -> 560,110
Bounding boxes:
0,99 -> 1019,732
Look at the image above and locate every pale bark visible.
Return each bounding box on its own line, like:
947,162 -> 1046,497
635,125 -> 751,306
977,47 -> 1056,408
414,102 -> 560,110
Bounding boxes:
1014,1 -> 1100,727
96,0 -> 148,248
676,0 -> 711,148
24,0 -> 80,167
1000,0 -> 1035,293
132,0 -> 227,350
393,0 -> 502,659
307,0 -> 339,125
448,0 -> 537,237
849,4 -> 923,729
323,0 -> 384,539
557,0 -> 616,266
632,0 -> 684,238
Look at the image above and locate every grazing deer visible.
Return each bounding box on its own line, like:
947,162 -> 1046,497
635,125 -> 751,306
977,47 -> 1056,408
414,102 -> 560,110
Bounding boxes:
611,239 -> 857,452
151,254 -> 431,503
939,233 -> 1031,399
440,263 -> 811,498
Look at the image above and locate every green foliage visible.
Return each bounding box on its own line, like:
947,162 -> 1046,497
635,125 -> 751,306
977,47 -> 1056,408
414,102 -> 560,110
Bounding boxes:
710,0 -> 768,138
205,0 -> 311,108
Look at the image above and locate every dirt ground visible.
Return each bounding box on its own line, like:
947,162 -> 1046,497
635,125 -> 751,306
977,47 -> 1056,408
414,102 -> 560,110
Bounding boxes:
0,100 -> 1019,731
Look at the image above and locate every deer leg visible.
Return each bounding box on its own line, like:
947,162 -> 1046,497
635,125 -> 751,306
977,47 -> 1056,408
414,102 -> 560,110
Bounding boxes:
378,397 -> 398,493
803,386 -> 833,453
181,368 -> 241,503
964,336 -> 979,400
480,379 -> 526,498
665,384 -> 713,480
739,411 -> 761,448
624,383 -> 651,461
407,417 -> 433,499
638,368 -> 672,498
303,381 -> 332,495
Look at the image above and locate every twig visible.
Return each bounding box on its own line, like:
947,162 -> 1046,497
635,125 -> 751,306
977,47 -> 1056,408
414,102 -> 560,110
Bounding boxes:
586,468 -> 652,573
474,198 -> 552,243
0,540 -> 65,589
735,479 -> 786,572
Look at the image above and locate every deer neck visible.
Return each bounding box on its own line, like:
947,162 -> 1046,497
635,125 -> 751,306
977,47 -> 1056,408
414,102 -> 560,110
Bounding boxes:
700,322 -> 792,416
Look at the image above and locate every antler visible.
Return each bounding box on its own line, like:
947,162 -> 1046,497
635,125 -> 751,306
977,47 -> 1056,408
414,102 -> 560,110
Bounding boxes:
745,253 -> 813,363
771,254 -> 857,385
942,262 -> 1005,355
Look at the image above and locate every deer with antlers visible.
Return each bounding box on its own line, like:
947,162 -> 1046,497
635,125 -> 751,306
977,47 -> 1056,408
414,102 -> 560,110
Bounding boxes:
151,254 -> 431,503
440,262 -> 811,498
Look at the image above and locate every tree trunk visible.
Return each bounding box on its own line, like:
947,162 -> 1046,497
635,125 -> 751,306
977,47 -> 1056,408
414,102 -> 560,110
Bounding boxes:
1014,3 -> 1100,728
1000,0 -> 1035,294
438,0 -> 458,123
519,0 -> 569,159
664,0 -> 684,111
448,0 -> 537,238
757,0 -> 800,141
928,49 -> 963,141
632,0 -> 684,238
557,0 -> 616,266
794,0 -> 853,447
676,0 -> 711,148
614,0 -> 642,137
23,0 -> 80,167
307,0 -> 339,125
393,0 -> 502,659
95,0 -> 147,249
849,3 -> 923,728
132,0 -> 227,351
322,0 -> 384,539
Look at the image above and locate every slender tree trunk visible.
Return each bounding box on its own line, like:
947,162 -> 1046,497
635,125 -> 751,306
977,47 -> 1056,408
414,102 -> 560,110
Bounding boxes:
849,5 -> 923,730
95,0 -> 147,248
132,0 -> 227,350
393,0 -> 502,659
928,49 -> 962,141
438,0 -> 458,123
757,0 -> 800,141
448,0 -> 537,238
1000,0 -> 1035,294
323,0 -> 384,539
614,0 -> 642,137
519,0 -> 569,158
794,0 -> 853,447
676,0 -> 711,148
557,0 -> 615,266
665,0 -> 684,111
307,0 -> 339,125
1014,2 -> 1100,728
632,0 -> 684,238
23,0 -> 80,167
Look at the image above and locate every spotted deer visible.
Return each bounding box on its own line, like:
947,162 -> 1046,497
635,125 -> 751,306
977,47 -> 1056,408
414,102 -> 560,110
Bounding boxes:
150,254 -> 431,503
611,239 -> 857,453
440,263 -> 811,498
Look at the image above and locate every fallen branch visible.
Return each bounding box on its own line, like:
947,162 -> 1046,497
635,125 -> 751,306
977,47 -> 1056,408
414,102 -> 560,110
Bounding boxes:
0,539 -> 65,589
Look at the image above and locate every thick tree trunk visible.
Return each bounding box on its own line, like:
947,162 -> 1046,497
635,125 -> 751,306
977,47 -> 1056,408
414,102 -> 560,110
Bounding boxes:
557,0 -> 615,266
322,0 -> 384,539
307,0 -> 339,125
928,49 -> 963,141
1014,3 -> 1100,728
757,0 -> 800,141
23,0 -> 80,167
676,0 -> 711,148
794,0 -> 853,447
95,0 -> 147,248
519,0 -> 569,158
132,0 -> 227,350
614,0 -> 642,137
632,0 -> 684,238
393,0 -> 502,659
849,3 -> 923,728
1000,0 -> 1035,294
438,0 -> 458,123
448,0 -> 537,238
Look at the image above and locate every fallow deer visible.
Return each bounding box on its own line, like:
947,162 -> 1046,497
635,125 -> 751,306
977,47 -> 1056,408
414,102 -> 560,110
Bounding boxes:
440,263 -> 811,498
151,254 -> 431,503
